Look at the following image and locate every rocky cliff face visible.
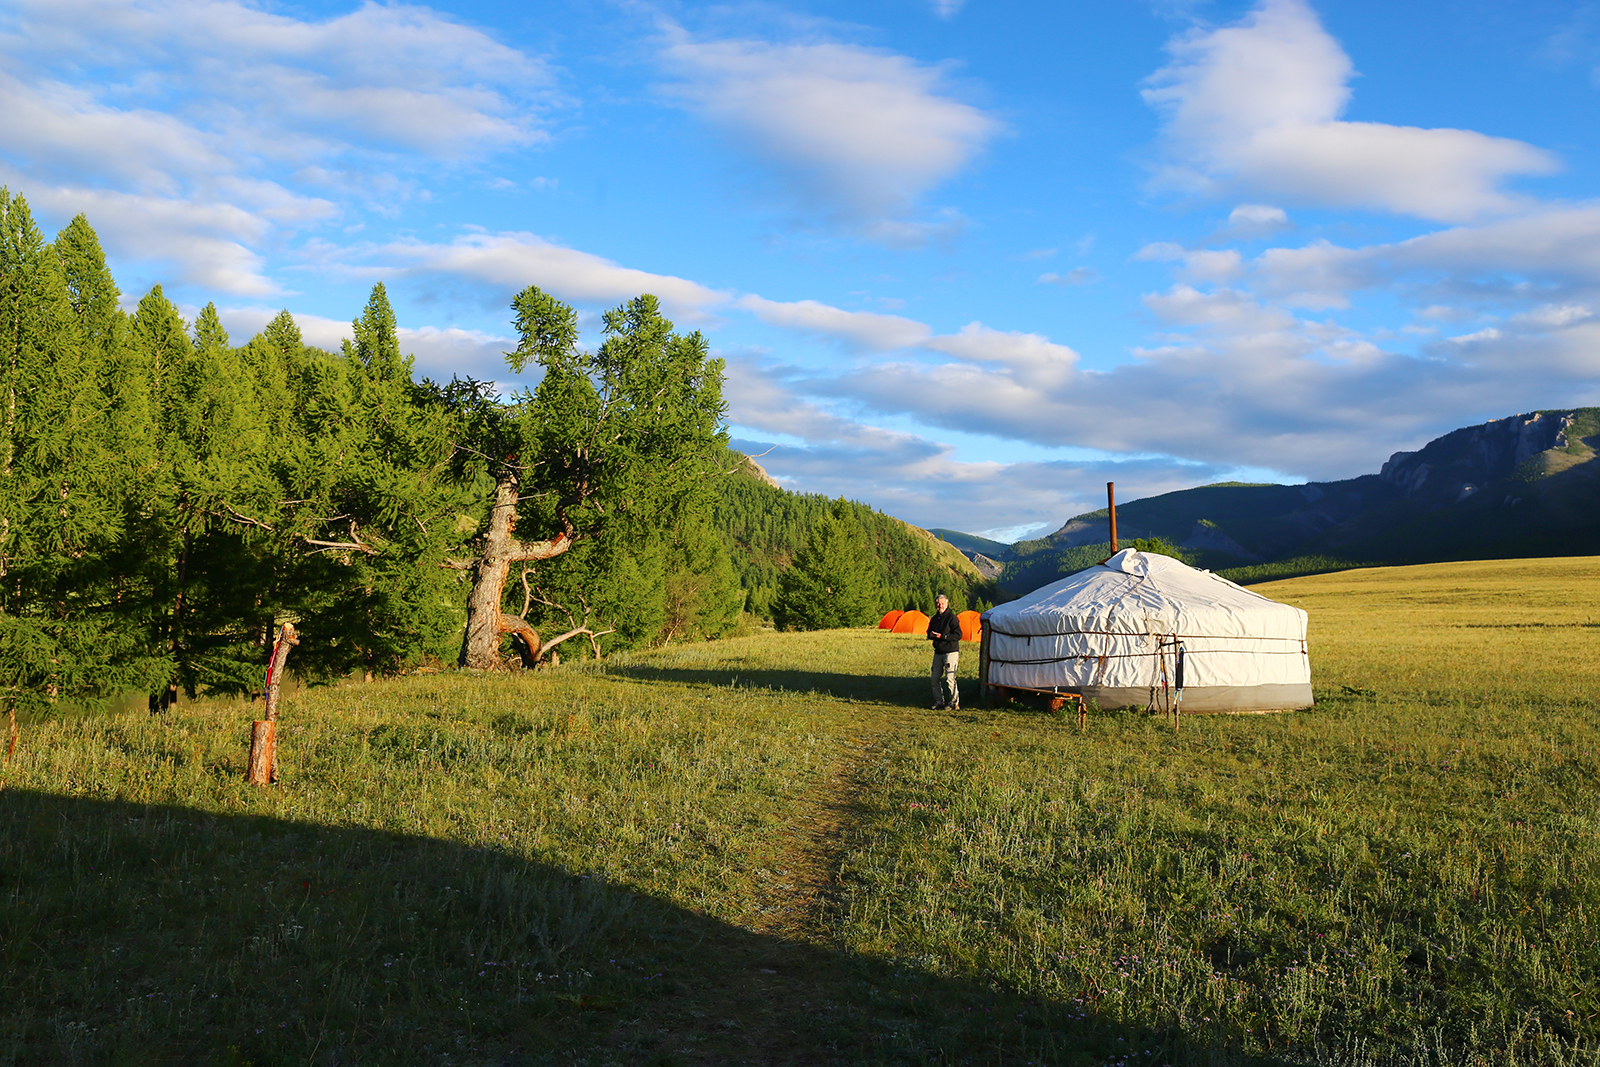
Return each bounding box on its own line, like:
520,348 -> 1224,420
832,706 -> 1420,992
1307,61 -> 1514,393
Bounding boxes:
999,408 -> 1600,581
1378,411 -> 1579,505
968,553 -> 1005,581
738,453 -> 782,489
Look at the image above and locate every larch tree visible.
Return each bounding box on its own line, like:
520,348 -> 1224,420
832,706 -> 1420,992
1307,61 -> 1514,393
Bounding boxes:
299,283 -> 468,677
221,288 -> 468,681
772,499 -> 883,631
111,288 -> 280,711
0,193 -> 163,721
456,286 -> 726,670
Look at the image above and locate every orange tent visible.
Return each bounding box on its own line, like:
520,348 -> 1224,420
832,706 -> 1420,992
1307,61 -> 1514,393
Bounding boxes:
957,610 -> 983,641
891,610 -> 929,635
878,609 -> 904,630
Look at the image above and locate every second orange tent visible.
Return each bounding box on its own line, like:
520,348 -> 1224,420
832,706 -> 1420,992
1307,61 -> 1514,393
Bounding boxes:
957,609 -> 983,641
891,610 -> 929,635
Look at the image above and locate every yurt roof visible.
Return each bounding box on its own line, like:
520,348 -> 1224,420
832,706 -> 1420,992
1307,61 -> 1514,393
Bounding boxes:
984,549 -> 1305,640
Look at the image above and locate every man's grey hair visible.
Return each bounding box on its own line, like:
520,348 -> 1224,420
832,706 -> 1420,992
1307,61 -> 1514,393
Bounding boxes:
936,592 -> 949,600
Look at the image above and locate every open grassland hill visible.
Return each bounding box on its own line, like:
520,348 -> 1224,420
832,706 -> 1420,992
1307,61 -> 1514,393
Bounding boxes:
5,558 -> 1600,1064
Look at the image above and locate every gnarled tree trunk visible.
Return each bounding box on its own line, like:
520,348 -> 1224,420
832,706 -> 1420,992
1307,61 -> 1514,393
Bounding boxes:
459,470 -> 571,670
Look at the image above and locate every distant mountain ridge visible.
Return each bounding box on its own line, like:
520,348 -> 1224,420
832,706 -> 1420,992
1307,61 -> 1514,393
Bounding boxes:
944,409 -> 1600,593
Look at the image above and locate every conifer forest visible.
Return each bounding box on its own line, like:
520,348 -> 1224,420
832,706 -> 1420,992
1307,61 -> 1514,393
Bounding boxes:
0,191 -> 991,716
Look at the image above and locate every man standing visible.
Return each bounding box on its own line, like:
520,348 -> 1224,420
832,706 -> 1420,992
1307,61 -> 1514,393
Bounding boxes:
926,593 -> 962,709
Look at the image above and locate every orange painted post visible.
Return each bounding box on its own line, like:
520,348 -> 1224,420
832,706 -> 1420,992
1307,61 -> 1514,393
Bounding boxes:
247,622 -> 299,785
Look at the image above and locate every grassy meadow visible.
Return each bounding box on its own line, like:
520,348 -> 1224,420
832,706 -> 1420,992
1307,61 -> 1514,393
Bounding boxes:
4,557 -> 1600,1065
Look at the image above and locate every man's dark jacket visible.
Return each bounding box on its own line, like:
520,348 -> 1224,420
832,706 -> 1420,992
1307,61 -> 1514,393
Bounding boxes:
927,609 -> 961,655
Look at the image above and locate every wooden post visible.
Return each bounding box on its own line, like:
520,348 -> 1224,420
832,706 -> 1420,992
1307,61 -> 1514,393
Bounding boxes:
247,720 -> 275,784
1108,481 -> 1118,554
977,629 -> 988,704
264,622 -> 297,723
248,622 -> 299,786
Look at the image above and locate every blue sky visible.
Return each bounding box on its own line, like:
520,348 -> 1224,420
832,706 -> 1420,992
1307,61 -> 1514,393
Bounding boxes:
4,0 -> 1600,540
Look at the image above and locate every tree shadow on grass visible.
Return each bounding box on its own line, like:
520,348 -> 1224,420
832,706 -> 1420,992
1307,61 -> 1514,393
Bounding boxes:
0,790 -> 1286,1067
600,664 -> 944,707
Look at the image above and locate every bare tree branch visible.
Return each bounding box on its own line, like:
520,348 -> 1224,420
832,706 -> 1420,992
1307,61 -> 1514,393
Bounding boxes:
526,584 -> 580,631
304,539 -> 379,556
216,502 -> 275,531
714,446 -> 774,477
519,565 -> 535,619
304,520 -> 381,556
541,626 -> 617,659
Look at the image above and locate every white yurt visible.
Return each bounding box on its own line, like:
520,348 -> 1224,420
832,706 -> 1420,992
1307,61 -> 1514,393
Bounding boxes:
979,549 -> 1312,713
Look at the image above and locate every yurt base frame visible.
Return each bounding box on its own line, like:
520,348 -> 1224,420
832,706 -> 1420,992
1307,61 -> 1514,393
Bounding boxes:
984,683 -> 1090,728
977,630 -> 1303,729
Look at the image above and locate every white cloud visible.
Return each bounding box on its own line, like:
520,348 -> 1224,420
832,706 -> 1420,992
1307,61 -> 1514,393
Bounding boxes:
726,353 -> 926,451
217,307 -> 518,384
1229,204 -> 1289,228
1177,249 -> 1243,284
814,334 -> 1449,481
1383,204 -> 1600,287
1439,306 -> 1600,377
0,0 -> 557,296
858,210 -> 969,250
1215,203 -> 1292,241
1134,242 -> 1186,262
761,231 -> 1599,483
1143,284 -> 1297,334
1252,203 -> 1600,308
1253,240 -> 1367,309
0,72 -> 229,194
923,322 -> 1080,389
5,173 -> 293,296
218,307 -> 351,351
1514,304 -> 1594,329
660,28 -> 1001,240
737,294 -> 933,350
4,0 -> 553,159
723,352 -> 1229,535
400,325 -> 518,383
1038,267 -> 1098,286
366,232 -> 731,319
1144,0 -> 1558,221
721,260 -> 1538,485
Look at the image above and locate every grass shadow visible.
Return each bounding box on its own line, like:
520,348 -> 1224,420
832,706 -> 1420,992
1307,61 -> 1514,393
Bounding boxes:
1,789 -> 1288,1066
599,664 -> 954,707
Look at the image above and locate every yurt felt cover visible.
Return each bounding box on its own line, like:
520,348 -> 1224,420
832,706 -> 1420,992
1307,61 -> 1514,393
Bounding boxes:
957,610 -> 982,641
892,610 -> 930,635
980,549 -> 1311,713
878,610 -> 905,630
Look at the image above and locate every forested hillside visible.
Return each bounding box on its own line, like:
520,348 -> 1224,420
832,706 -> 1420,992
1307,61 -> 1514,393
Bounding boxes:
0,189 -> 994,716
712,454 -> 995,621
